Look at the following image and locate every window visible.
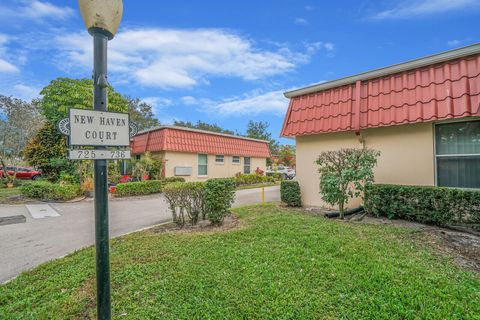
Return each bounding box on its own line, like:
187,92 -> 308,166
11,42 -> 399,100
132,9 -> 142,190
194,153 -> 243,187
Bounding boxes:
244,157 -> 251,174
215,155 -> 224,164
435,120 -> 480,188
198,154 -> 208,176
232,156 -> 240,164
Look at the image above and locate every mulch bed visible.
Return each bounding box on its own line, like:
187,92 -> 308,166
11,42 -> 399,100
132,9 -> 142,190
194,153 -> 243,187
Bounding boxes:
149,213 -> 240,234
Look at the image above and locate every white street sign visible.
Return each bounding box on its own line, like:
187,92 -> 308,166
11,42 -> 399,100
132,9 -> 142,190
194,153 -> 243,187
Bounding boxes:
69,108 -> 130,146
69,150 -> 131,160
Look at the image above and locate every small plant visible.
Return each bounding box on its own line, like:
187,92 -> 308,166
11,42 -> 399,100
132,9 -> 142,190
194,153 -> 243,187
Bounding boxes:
280,180 -> 302,207
163,177 -> 186,184
163,182 -> 206,226
316,148 -> 379,218
204,178 -> 236,225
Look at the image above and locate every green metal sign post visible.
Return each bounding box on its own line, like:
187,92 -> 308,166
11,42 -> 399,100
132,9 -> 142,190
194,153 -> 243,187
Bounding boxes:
92,30 -> 111,319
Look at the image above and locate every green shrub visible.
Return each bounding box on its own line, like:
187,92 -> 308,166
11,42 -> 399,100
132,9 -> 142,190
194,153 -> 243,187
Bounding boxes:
20,181 -> 82,201
163,177 -> 186,184
163,182 -> 205,226
365,184 -> 480,230
266,172 -> 284,181
114,180 -> 163,197
235,173 -> 268,186
281,181 -> 302,207
205,178 -> 236,225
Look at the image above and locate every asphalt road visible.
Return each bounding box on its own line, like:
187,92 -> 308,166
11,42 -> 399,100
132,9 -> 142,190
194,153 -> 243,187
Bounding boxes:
0,186 -> 280,283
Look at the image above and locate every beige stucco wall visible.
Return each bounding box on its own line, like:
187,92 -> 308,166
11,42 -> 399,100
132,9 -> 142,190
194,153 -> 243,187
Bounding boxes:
161,152 -> 266,182
296,122 -> 435,208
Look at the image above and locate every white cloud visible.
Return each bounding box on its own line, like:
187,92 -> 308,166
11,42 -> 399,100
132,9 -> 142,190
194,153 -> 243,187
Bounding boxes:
0,34 -> 19,74
294,18 -> 309,25
12,84 -> 41,100
54,28 -> 317,89
202,90 -> 289,117
141,96 -> 173,108
371,0 -> 477,19
304,5 -> 315,11
0,0 -> 73,21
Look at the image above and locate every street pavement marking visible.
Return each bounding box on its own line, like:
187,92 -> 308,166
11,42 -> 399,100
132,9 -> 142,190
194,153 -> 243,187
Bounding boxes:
26,205 -> 60,219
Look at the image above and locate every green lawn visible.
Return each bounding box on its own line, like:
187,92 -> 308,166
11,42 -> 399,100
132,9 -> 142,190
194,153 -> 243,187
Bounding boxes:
0,187 -> 21,204
0,204 -> 479,319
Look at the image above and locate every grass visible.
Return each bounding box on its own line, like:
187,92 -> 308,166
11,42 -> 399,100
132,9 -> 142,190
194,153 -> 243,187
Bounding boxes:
0,187 -> 21,204
0,204 -> 479,319
236,182 -> 280,190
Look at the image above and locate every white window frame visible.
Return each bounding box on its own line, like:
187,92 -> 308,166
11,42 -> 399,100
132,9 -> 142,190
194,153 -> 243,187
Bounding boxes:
433,119 -> 480,189
215,154 -> 225,164
198,154 -> 208,176
232,156 -> 241,164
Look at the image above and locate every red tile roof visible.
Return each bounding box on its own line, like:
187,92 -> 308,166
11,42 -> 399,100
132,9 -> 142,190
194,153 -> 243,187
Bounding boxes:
131,126 -> 271,158
281,48 -> 480,137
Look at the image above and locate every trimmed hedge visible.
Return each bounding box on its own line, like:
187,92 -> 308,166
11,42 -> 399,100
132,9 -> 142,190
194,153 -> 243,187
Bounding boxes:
205,178 -> 236,225
280,181 -> 302,207
20,181 -> 82,201
114,180 -> 163,197
365,184 -> 480,230
162,177 -> 186,183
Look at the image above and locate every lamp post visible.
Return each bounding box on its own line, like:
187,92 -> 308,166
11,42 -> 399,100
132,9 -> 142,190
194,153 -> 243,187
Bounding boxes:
78,1 -> 123,319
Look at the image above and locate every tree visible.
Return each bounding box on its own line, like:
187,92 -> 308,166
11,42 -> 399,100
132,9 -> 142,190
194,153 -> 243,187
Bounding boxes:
0,96 -> 44,185
278,145 -> 296,167
246,121 -> 279,164
315,148 -> 380,219
127,97 -> 160,131
39,78 -> 128,123
23,122 -> 71,181
174,120 -> 235,135
24,78 -> 129,180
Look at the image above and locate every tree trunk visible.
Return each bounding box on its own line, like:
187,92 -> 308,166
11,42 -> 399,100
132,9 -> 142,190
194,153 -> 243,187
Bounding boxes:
339,202 -> 344,219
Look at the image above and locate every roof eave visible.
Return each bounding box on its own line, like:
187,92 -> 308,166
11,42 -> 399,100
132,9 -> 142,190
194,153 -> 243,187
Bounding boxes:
284,42 -> 480,99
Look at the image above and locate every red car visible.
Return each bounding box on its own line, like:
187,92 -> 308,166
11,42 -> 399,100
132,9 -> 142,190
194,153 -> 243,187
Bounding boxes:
0,166 -> 42,180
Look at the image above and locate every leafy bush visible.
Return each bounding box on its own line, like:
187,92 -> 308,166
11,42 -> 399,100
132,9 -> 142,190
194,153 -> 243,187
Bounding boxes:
235,173 -> 268,186
59,171 -> 80,185
114,180 -> 163,197
280,181 -> 302,207
205,178 -> 236,225
365,184 -> 480,230
316,148 -> 379,218
163,182 -> 205,226
266,172 -> 284,181
21,181 -> 82,201
163,177 -> 186,183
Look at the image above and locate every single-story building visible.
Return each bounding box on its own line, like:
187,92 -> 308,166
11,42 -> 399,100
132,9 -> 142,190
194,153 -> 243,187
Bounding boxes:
131,126 -> 270,181
281,43 -> 480,208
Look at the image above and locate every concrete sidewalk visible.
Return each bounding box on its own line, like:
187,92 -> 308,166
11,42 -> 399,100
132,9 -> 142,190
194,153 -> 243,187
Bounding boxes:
0,186 -> 279,283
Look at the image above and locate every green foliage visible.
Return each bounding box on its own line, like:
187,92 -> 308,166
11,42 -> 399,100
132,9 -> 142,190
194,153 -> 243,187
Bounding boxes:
266,172 -> 284,181
39,78 -> 128,123
174,120 -> 235,135
108,161 -> 122,185
316,148 -> 380,218
23,122 -> 73,181
131,152 -> 163,181
280,180 -> 302,207
246,120 -> 279,155
163,182 -> 206,226
278,145 -> 296,167
114,180 -> 163,198
2,204 -> 479,319
59,171 -> 80,185
365,184 -> 480,230
20,181 -> 82,201
163,177 -> 186,183
204,178 -> 236,225
126,97 -> 160,131
234,173 -> 277,186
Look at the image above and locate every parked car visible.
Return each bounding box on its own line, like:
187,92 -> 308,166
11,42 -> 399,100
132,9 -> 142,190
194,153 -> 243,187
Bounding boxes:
266,166 -> 296,180
0,166 -> 42,180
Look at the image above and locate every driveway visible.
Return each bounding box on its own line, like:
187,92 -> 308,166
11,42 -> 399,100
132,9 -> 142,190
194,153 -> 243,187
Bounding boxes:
0,186 -> 280,283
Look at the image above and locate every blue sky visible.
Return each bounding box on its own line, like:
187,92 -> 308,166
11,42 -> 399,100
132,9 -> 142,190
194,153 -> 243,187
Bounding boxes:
0,0 -> 479,143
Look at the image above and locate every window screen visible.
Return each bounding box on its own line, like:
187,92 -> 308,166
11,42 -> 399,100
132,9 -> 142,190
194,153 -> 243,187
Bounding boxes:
198,154 -> 208,176
435,121 -> 480,188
